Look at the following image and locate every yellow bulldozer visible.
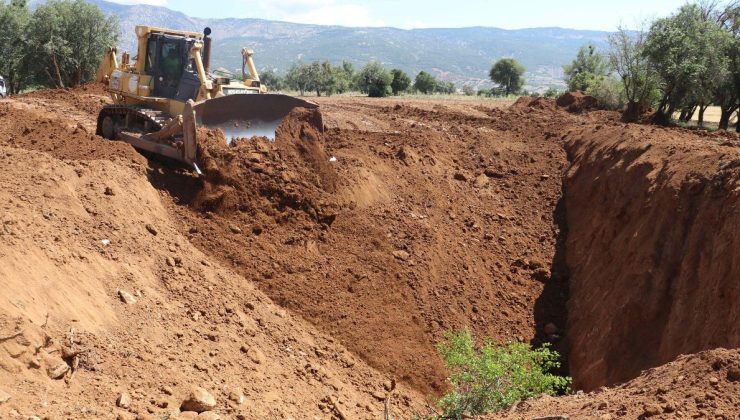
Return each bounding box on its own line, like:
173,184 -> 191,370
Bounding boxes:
95,25 -> 319,172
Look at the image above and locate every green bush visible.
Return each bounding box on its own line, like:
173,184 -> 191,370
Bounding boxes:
435,330 -> 570,419
587,77 -> 626,110
543,87 -> 563,99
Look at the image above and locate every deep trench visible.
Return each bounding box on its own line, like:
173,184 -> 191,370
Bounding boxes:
146,151 -> 577,395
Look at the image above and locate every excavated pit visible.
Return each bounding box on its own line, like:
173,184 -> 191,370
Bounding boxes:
1,85 -> 739,418
151,96 -> 574,394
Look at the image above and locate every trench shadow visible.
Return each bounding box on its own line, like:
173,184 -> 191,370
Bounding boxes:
145,158 -> 202,206
531,192 -> 570,377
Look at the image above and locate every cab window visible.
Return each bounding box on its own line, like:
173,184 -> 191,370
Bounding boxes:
160,41 -> 183,87
145,38 -> 156,73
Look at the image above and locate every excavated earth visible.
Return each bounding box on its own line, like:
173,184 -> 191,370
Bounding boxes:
0,86 -> 738,419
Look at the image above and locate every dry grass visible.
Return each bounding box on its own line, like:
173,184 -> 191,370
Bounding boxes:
674,106 -> 738,124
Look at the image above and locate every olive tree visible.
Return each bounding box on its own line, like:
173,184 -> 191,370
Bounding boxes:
285,62 -> 315,95
608,27 -> 660,120
259,69 -> 284,91
355,62 -> 392,97
27,0 -> 119,88
563,44 -> 611,92
489,58 -> 525,96
390,68 -> 410,95
643,4 -> 733,123
0,0 -> 32,94
413,71 -> 437,94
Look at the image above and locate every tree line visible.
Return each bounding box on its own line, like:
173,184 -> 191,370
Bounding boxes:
0,0 -> 119,94
259,57 -> 529,98
562,1 -> 739,130
260,61 -> 463,97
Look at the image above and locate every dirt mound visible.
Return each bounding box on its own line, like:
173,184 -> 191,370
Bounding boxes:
194,108 -> 338,224
564,124 -> 740,391
512,96 -> 557,111
0,101 -> 143,163
0,83 -> 142,164
500,348 -> 740,419
557,91 -> 599,113
0,145 -> 424,419
17,83 -> 110,118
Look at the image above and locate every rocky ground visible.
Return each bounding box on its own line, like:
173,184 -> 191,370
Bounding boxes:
498,348 -> 740,419
0,86 -> 738,419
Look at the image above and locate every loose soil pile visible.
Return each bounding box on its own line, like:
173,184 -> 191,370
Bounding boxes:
556,91 -> 599,113
501,348 -> 740,419
194,108 -> 338,224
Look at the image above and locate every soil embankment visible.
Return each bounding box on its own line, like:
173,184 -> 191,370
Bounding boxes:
563,124 -> 740,391
0,88 -> 427,419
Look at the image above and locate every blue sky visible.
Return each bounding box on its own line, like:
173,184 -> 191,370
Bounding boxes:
112,0 -> 687,30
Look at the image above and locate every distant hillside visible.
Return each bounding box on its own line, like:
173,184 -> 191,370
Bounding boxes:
84,0 -> 612,91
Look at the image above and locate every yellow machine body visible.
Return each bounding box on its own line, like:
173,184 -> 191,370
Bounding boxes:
95,25 -> 318,170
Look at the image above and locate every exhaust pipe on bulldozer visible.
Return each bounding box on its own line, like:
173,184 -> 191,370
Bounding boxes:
202,27 -> 212,74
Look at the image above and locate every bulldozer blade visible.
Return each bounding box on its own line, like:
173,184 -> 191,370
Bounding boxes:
191,94 -> 320,143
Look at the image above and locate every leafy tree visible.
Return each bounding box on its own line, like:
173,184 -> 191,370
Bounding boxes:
390,68 -> 410,95
259,69 -> 284,91
608,26 -> 660,121
435,330 -> 570,418
315,61 -> 338,96
435,80 -> 456,94
413,70 -> 437,94
0,0 -> 32,94
285,62 -> 315,95
643,4 -> 733,123
354,61 -> 392,97
563,44 -> 611,92
334,60 -> 355,93
489,58 -> 525,96
27,0 -> 119,88
709,2 -> 739,130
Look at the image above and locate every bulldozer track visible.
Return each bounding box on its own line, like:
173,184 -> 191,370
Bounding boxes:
96,105 -> 175,138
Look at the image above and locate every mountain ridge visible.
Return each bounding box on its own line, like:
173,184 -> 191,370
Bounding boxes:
84,0 -> 613,90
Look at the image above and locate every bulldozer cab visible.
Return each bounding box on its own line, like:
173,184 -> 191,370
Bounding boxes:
145,34 -> 198,100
